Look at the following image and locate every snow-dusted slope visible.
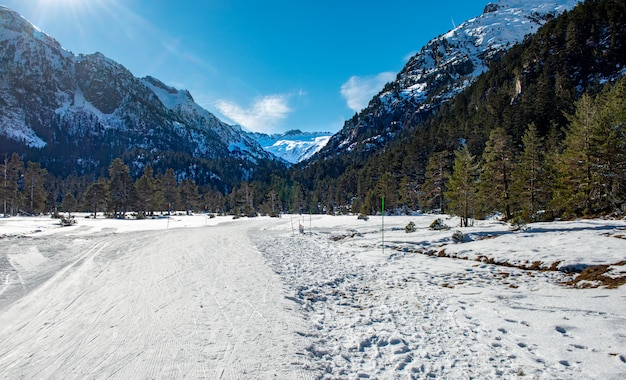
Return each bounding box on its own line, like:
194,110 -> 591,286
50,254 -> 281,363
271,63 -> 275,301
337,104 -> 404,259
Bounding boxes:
141,76 -> 269,159
0,6 -> 74,148
0,6 -> 273,174
394,0 -> 578,110
318,0 -> 580,158
250,130 -> 332,164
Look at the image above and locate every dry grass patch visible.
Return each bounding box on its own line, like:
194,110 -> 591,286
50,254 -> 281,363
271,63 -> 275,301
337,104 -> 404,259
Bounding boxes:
565,261 -> 626,289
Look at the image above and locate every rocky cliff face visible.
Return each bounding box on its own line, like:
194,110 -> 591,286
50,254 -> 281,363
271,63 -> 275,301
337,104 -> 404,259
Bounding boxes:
315,0 -> 580,160
0,6 -> 273,177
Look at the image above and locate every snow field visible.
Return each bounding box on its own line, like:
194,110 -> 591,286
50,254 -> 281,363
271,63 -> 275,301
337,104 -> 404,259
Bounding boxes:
0,213 -> 624,379
256,214 -> 626,379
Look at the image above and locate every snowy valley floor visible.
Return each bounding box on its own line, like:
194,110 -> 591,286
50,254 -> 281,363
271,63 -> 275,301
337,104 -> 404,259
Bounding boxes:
0,214 -> 625,379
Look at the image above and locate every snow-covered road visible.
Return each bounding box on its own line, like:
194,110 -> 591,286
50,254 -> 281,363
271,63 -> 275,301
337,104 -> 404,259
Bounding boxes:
0,219 -> 308,379
0,214 -> 624,379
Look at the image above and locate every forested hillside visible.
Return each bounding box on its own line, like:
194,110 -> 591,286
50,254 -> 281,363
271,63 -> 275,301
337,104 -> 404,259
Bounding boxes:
292,0 -> 626,221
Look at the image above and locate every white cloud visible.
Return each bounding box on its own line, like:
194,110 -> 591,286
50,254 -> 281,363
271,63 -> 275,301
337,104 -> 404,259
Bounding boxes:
403,50 -> 419,63
340,72 -> 396,113
215,95 -> 291,133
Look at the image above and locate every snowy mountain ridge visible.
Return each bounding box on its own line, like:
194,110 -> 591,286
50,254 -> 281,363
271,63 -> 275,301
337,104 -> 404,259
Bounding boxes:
0,6 -> 274,177
249,130 -> 332,164
140,76 -> 266,159
393,0 -> 579,109
318,0 -> 581,158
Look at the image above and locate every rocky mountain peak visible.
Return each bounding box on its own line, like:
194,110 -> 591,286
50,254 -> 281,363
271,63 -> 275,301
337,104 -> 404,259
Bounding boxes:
0,6 -> 276,181
316,0 -> 580,160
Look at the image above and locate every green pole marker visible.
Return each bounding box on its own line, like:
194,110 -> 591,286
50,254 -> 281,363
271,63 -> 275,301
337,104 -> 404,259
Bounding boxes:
309,206 -> 312,235
381,197 -> 385,255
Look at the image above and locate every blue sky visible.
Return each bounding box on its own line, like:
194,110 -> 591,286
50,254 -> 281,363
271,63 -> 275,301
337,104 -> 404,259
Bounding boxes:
3,0 -> 487,133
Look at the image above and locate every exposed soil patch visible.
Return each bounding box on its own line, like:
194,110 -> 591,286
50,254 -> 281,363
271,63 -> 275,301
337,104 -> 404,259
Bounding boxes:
387,244 -> 626,288
564,261 -> 626,289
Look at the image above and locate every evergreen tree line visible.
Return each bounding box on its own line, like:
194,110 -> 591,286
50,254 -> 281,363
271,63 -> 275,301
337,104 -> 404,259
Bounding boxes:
1,154 -> 48,216
0,155 -> 197,218
437,75 -> 625,225
0,155 -> 316,218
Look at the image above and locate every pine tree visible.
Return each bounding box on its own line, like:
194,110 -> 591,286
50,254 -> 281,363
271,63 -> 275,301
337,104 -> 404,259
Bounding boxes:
108,158 -> 134,218
1,153 -> 24,216
375,172 -> 397,213
1,154 -> 6,217
262,190 -> 281,217
83,179 -> 108,218
398,176 -> 417,213
134,165 -> 157,218
179,178 -> 199,215
419,151 -> 451,213
202,191 -> 225,215
511,123 -> 548,221
23,161 -> 48,215
157,169 -> 179,215
479,128 -> 516,220
61,192 -> 78,213
591,77 -> 626,212
361,189 -> 377,216
290,182 -> 304,214
553,94 -> 596,217
445,146 -> 479,227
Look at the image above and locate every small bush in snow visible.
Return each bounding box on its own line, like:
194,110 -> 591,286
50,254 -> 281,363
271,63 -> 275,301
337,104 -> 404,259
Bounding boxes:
358,214 -> 369,221
429,218 -> 450,230
509,215 -> 529,231
451,230 -> 467,243
59,214 -> 76,227
405,221 -> 417,233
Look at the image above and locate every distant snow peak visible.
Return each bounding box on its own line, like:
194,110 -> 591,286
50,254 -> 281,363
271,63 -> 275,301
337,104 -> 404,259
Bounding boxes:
250,130 -> 332,164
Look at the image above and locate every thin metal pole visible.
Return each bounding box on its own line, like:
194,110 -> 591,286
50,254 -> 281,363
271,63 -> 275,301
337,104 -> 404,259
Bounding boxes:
381,197 -> 385,255
3,153 -> 7,218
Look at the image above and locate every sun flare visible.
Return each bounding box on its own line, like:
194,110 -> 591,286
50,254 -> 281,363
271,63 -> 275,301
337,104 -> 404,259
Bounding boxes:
37,0 -> 83,7
36,0 -> 104,14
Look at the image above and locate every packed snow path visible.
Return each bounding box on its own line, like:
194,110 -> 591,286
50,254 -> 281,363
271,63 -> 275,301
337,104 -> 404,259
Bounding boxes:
0,219 -> 308,379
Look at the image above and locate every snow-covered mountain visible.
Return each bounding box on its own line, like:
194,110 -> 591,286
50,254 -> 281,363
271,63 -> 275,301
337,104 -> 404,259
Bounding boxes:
249,130 -> 332,164
0,6 -> 274,177
315,0 -> 580,159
